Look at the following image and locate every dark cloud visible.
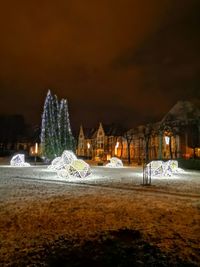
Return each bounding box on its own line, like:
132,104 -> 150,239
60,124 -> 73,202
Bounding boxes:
0,0 -> 199,131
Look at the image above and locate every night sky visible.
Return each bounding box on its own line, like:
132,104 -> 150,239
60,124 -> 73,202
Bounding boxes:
0,0 -> 200,133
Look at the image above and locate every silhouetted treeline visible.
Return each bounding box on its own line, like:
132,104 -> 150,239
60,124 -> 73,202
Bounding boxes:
0,115 -> 26,150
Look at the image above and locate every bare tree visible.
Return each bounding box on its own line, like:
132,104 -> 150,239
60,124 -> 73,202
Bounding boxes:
142,124 -> 153,163
123,130 -> 134,165
187,119 -> 200,158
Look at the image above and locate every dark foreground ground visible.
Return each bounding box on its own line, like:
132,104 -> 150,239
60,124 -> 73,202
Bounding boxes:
0,166 -> 200,266
6,229 -> 198,267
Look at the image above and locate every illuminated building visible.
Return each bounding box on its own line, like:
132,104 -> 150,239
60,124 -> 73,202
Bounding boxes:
77,101 -> 200,163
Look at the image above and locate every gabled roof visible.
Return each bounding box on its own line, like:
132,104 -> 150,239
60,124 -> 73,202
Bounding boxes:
83,127 -> 97,139
80,123 -> 125,139
161,101 -> 200,123
102,123 -> 125,136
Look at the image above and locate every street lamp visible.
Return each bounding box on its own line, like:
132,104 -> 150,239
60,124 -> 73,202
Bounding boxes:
34,142 -> 38,165
164,134 -> 171,159
87,142 -> 90,159
115,141 -> 119,156
164,135 -> 170,145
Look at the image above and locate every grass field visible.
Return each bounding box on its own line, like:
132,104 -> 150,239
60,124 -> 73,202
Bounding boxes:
0,165 -> 200,266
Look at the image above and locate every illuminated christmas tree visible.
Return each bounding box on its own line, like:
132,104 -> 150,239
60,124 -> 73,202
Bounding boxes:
59,98 -> 75,151
41,90 -> 75,160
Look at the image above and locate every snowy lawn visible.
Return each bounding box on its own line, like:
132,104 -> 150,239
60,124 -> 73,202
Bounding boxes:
0,165 -> 200,196
0,165 -> 200,266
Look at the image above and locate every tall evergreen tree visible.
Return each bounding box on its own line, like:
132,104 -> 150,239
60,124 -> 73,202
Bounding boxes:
41,90 -> 75,160
59,98 -> 75,152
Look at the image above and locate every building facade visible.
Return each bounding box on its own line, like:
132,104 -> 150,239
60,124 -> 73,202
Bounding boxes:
76,101 -> 200,163
77,123 -> 124,161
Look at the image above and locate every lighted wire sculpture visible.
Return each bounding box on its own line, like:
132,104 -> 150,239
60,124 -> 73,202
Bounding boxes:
10,154 -> 30,167
106,157 -> 123,168
49,150 -> 91,178
48,156 -> 64,170
48,150 -> 77,171
68,159 -> 91,178
146,160 -> 179,177
61,150 -> 77,165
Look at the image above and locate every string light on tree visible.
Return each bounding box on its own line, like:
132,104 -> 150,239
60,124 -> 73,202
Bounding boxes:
41,90 -> 75,160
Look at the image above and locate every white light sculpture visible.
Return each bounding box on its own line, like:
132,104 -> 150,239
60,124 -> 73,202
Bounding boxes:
146,160 -> 179,177
57,159 -> 91,179
169,160 -> 179,172
49,150 -> 91,178
61,150 -> 77,165
48,151 -> 77,171
106,157 -> 123,168
10,154 -> 31,167
57,167 -> 70,179
68,159 -> 91,178
48,156 -> 64,170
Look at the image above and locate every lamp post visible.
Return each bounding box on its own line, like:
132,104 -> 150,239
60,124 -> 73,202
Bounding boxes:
164,135 -> 170,145
164,135 -> 170,159
115,141 -> 119,156
34,142 -> 38,165
87,142 -> 90,159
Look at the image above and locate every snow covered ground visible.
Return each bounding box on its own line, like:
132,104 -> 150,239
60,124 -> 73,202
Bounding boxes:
0,164 -> 199,197
0,163 -> 200,266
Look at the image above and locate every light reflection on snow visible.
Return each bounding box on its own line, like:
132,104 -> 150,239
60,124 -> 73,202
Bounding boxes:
0,165 -> 199,192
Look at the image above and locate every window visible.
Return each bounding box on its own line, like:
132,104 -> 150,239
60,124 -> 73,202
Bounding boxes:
79,141 -> 84,149
97,136 -> 104,149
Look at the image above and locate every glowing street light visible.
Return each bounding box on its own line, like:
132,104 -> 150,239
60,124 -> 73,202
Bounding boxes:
115,141 -> 119,155
164,136 -> 170,145
34,142 -> 38,165
87,142 -> 90,149
87,142 -> 90,159
35,142 -> 38,154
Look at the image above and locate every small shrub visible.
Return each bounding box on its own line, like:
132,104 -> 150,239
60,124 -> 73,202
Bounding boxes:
178,158 -> 200,170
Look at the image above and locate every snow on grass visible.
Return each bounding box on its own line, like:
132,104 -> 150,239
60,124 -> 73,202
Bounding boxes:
0,164 -> 200,265
0,165 -> 200,195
